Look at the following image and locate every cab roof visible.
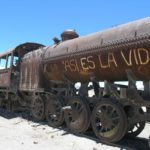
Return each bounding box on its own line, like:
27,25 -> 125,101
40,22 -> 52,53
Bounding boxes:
0,42 -> 45,58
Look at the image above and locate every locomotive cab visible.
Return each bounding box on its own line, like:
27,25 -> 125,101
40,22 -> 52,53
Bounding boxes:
0,42 -> 45,94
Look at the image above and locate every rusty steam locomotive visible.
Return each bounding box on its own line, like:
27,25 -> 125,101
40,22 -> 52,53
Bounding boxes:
1,17 -> 150,143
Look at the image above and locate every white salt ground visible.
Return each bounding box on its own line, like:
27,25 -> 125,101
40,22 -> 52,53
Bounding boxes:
0,113 -> 149,150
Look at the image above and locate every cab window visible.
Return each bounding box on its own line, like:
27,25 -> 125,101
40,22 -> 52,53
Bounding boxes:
0,56 -> 7,70
13,56 -> 19,67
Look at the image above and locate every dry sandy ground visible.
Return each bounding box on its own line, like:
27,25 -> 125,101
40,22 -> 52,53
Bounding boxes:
0,109 -> 149,150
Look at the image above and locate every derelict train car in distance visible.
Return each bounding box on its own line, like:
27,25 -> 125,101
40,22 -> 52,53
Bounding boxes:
0,17 -> 150,143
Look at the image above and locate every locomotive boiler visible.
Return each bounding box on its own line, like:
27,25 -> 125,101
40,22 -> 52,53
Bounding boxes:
0,17 -> 150,143
42,18 -> 150,82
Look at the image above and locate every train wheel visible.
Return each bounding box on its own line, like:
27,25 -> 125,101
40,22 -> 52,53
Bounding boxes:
46,96 -> 64,127
91,98 -> 127,143
127,121 -> 145,137
31,95 -> 45,121
64,97 -> 90,133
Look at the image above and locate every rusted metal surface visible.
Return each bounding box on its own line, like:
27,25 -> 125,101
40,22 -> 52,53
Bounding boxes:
19,48 -> 44,91
0,70 -> 11,87
42,17 -> 150,82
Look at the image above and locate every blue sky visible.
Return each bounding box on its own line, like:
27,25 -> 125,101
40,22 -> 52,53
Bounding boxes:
0,0 -> 150,52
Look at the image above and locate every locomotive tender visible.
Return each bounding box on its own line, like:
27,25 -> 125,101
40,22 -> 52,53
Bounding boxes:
1,17 -> 150,143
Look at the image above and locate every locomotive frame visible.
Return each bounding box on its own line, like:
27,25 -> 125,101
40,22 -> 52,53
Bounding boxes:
0,18 -> 150,143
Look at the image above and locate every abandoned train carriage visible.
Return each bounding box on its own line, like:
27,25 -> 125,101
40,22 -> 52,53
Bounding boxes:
0,17 -> 150,143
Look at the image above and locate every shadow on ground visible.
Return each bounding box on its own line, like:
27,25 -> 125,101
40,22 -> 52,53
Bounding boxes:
0,108 -> 149,150
63,129 -> 150,150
